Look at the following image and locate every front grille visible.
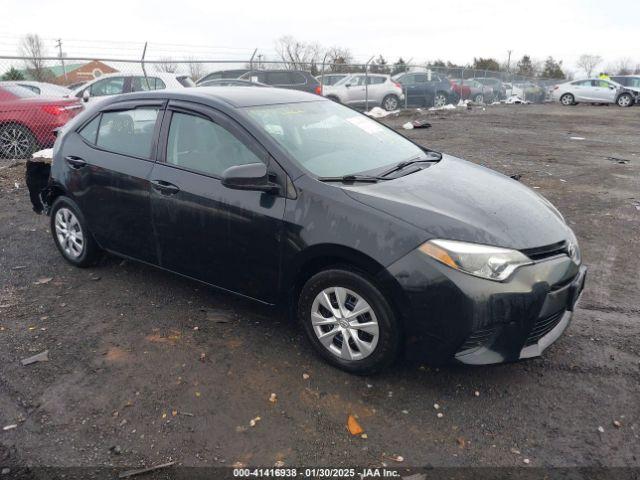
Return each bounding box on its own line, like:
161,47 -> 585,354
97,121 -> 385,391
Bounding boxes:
521,241 -> 568,261
525,310 -> 564,346
457,326 -> 497,353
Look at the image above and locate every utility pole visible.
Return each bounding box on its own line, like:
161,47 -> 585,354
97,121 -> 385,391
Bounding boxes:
506,50 -> 513,73
56,39 -> 67,84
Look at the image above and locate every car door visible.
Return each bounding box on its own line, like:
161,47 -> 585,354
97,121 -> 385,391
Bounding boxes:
572,80 -> 595,101
149,101 -> 286,303
344,75 -> 366,105
62,99 -> 164,264
593,80 -> 617,102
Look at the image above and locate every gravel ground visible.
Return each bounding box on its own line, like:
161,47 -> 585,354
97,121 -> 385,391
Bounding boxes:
0,103 -> 639,474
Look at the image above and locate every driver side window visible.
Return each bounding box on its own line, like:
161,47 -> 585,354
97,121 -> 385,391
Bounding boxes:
166,112 -> 262,177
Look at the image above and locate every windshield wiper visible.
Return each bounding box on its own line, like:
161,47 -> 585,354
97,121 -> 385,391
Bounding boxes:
317,174 -> 388,183
379,152 -> 442,178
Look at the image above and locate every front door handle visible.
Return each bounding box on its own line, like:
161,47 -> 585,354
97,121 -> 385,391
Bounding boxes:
65,156 -> 86,169
151,179 -> 180,195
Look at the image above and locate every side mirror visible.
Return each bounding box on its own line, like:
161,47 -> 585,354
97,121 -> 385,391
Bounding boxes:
82,89 -> 90,102
221,162 -> 279,194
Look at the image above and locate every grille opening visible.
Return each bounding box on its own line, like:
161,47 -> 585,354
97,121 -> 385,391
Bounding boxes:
521,241 -> 568,261
457,326 -> 497,353
525,310 -> 564,346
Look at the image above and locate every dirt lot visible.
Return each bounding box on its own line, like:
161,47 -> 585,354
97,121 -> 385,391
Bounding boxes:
0,103 -> 639,474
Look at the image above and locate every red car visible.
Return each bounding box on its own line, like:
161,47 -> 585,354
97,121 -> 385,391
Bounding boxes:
0,83 -> 83,158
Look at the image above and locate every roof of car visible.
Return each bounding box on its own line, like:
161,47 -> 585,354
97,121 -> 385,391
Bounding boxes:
109,86 -> 326,109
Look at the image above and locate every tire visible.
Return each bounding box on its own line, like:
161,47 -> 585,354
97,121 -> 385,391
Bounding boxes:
434,91 -> 448,108
297,268 -> 400,375
326,95 -> 341,103
0,124 -> 37,159
473,93 -> 484,103
50,196 -> 101,267
560,93 -> 575,106
617,93 -> 633,108
382,94 -> 399,111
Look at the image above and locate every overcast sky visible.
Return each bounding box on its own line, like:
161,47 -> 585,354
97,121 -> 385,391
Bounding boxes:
1,0 -> 638,73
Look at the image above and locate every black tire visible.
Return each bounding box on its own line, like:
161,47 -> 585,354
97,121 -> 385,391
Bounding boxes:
0,123 -> 37,159
617,93 -> 633,108
434,91 -> 449,108
473,93 -> 484,103
50,196 -> 102,267
381,94 -> 399,111
297,268 -> 400,375
560,93 -> 575,106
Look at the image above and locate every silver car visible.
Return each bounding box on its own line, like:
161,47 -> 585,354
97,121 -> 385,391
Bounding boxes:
552,78 -> 626,106
322,74 -> 405,111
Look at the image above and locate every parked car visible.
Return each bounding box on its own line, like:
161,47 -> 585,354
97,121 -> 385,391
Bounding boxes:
198,79 -> 267,87
3,81 -> 71,97
393,72 -> 453,107
552,78 -> 632,107
610,75 -> 640,105
503,82 -> 523,98
29,87 -> 585,374
450,79 -> 495,103
322,74 -> 404,110
316,74 -> 349,86
66,81 -> 87,90
70,73 -> 194,106
0,83 -> 82,158
513,81 -> 545,103
473,77 -> 507,100
239,70 -> 322,95
197,69 -> 250,85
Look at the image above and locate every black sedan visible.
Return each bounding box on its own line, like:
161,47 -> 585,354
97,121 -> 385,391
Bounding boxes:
30,87 -> 586,374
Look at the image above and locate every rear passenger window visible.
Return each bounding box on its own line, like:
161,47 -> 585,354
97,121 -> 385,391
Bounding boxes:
96,108 -> 159,159
166,112 -> 262,177
131,77 -> 167,92
288,72 -> 306,84
79,115 -> 101,144
267,72 -> 291,85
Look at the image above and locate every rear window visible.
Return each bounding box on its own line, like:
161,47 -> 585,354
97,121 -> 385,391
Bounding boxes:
0,84 -> 38,98
95,108 -> 159,159
266,72 -> 292,85
176,76 -> 196,87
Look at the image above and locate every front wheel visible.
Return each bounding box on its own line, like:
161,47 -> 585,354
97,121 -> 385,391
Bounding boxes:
560,93 -> 575,106
50,196 -> 102,267
434,92 -> 448,108
617,93 -> 633,107
298,269 -> 400,375
0,124 -> 37,159
382,94 -> 399,111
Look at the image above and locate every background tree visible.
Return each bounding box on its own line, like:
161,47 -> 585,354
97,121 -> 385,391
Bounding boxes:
19,34 -> 51,81
541,56 -> 565,79
614,58 -> 632,75
275,36 -> 322,70
323,46 -> 353,73
391,57 -> 407,76
370,55 -> 389,74
576,54 -> 602,77
516,55 -> 535,77
1,67 -> 25,81
473,57 -> 500,72
187,58 -> 205,81
155,57 -> 178,73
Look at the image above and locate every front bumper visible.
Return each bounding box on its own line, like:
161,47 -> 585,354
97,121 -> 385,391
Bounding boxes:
381,249 -> 587,365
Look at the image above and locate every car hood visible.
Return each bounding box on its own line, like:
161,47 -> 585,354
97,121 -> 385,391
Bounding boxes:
342,155 -> 570,250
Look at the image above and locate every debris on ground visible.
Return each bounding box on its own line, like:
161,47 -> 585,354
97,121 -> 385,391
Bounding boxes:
597,426 -> 605,433
504,95 -> 531,105
437,412 -> 444,418
347,414 -> 364,436
274,460 -> 285,467
365,107 -> 399,118
249,416 -> 261,427
403,119 -> 432,130
268,393 -> 277,403
510,174 -> 522,181
433,403 -> 440,410
385,454 -> 404,462
32,148 -> 53,159
302,373 -> 310,380
402,122 -> 414,130
474,390 -> 480,397
109,445 -> 122,455
2,424 -> 17,431
605,156 -> 630,164
523,458 -> 531,465
1,468 -> 10,475
570,137 -> 585,141
118,461 -> 176,478
456,437 -> 466,448
429,104 -> 456,111
33,277 -> 53,285
510,447 -> 521,455
21,350 -> 49,366
613,420 -> 622,428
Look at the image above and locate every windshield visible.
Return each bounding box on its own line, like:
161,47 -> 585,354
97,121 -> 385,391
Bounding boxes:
245,100 -> 426,177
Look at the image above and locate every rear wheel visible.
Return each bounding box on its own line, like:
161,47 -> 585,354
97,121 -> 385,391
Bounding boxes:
617,93 -> 633,107
434,92 -> 448,108
382,94 -> 399,111
560,93 -> 575,106
0,124 -> 36,159
298,269 -> 400,374
50,196 -> 101,267
473,93 -> 484,103
326,95 -> 341,103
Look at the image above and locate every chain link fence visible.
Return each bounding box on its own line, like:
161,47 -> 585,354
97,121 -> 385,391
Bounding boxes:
0,55 -> 558,159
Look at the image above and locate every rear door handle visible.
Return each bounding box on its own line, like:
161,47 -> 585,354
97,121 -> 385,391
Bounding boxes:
65,156 -> 86,169
151,179 -> 180,195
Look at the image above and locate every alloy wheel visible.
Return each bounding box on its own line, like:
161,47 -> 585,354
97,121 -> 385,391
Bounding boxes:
0,126 -> 32,158
561,94 -> 574,105
618,94 -> 632,107
434,93 -> 447,108
383,96 -> 398,111
310,287 -> 380,361
54,208 -> 85,259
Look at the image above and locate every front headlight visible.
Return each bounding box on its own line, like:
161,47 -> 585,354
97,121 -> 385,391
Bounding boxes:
419,239 -> 533,282
566,229 -> 581,265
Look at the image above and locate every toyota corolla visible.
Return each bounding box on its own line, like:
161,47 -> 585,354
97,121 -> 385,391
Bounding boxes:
30,87 -> 586,374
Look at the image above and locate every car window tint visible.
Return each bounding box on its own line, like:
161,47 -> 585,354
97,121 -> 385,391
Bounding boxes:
96,108 -> 159,158
350,76 -> 365,86
20,84 -> 40,94
90,77 -> 125,97
267,72 -> 291,85
131,77 -> 166,92
166,112 -> 262,177
367,76 -> 385,85
79,115 -> 101,144
414,74 -> 427,84
289,72 -> 306,84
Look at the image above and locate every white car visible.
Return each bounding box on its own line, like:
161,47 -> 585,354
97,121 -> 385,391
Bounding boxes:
3,81 -> 71,97
322,74 -> 405,111
503,82 -> 523,98
551,78 -> 630,107
69,72 -> 194,105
